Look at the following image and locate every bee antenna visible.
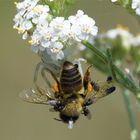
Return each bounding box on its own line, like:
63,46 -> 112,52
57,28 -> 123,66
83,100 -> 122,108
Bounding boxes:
68,119 -> 74,129
54,118 -> 62,121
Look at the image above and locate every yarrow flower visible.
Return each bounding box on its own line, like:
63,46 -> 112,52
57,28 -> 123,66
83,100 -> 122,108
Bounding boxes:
132,0 -> 140,15
69,10 -> 98,41
130,34 -> 140,47
13,0 -> 50,39
13,0 -> 98,60
105,25 -> 134,48
103,26 -> 140,48
111,0 -> 118,2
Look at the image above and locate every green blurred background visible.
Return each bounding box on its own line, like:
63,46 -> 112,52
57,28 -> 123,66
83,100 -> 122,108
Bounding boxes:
0,0 -> 140,140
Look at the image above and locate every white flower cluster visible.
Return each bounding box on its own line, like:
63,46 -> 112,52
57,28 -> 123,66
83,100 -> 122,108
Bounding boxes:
130,34 -> 140,47
111,0 -> 140,16
99,26 -> 140,48
132,0 -> 140,15
105,26 -> 133,48
13,0 -> 50,40
13,0 -> 98,60
111,0 -> 118,2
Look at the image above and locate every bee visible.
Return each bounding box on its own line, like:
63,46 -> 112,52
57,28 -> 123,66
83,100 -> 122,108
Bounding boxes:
20,61 -> 116,129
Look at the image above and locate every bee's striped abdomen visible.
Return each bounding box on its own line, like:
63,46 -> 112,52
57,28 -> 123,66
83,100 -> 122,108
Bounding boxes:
60,61 -> 82,94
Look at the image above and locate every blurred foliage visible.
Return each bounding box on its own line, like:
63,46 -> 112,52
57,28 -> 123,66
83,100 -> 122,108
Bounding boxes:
40,0 -> 75,17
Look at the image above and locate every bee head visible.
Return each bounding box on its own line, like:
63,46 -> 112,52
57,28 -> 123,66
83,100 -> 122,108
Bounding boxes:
59,113 -> 79,129
59,98 -> 82,128
59,113 -> 79,123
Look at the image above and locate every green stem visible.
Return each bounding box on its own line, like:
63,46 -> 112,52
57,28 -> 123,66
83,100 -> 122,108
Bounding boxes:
82,40 -> 140,102
106,49 -> 138,93
122,90 -> 138,140
82,40 -> 108,63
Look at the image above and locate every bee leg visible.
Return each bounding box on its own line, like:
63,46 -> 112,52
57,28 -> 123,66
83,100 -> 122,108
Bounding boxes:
105,86 -> 116,95
47,100 -> 64,111
83,64 -> 93,91
106,76 -> 113,82
84,80 -> 93,101
84,98 -> 93,106
48,98 -> 64,111
54,83 -> 59,93
53,101 -> 64,111
84,65 -> 92,81
53,82 -> 61,98
91,81 -> 100,91
82,106 -> 92,119
105,76 -> 116,95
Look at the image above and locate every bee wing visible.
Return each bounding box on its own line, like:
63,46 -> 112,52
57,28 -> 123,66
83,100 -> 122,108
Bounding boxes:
19,88 -> 50,105
93,81 -> 116,103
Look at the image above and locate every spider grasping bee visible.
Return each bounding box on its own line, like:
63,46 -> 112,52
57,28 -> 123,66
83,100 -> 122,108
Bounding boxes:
20,61 -> 116,129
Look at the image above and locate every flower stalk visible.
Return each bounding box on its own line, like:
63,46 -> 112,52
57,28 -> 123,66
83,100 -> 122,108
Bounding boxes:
14,0 -> 139,137
82,40 -> 139,140
122,90 -> 138,140
82,40 -> 140,102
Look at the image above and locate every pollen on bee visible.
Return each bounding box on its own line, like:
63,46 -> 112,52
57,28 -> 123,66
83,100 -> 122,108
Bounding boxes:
87,82 -> 92,93
54,83 -> 59,93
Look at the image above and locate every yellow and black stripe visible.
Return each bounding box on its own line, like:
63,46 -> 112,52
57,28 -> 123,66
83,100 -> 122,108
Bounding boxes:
60,61 -> 82,94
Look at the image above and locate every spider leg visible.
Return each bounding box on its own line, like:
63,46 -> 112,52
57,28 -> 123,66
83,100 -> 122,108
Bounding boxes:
33,62 -> 55,99
33,62 -> 44,90
41,67 -> 53,89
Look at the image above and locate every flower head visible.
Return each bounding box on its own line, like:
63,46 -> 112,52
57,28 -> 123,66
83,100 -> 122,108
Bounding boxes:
130,34 -> 140,47
111,0 -> 118,2
13,0 -> 50,39
132,0 -> 140,15
69,10 -> 98,41
105,25 -> 133,48
14,1 -> 98,61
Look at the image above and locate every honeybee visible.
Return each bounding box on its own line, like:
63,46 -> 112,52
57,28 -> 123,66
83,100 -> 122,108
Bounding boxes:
20,61 -> 116,129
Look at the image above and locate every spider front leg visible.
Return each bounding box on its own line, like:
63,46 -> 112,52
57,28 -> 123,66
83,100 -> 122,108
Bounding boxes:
34,62 -> 54,89
33,62 -> 54,99
33,62 -> 43,89
41,67 -> 53,89
34,61 -> 63,98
